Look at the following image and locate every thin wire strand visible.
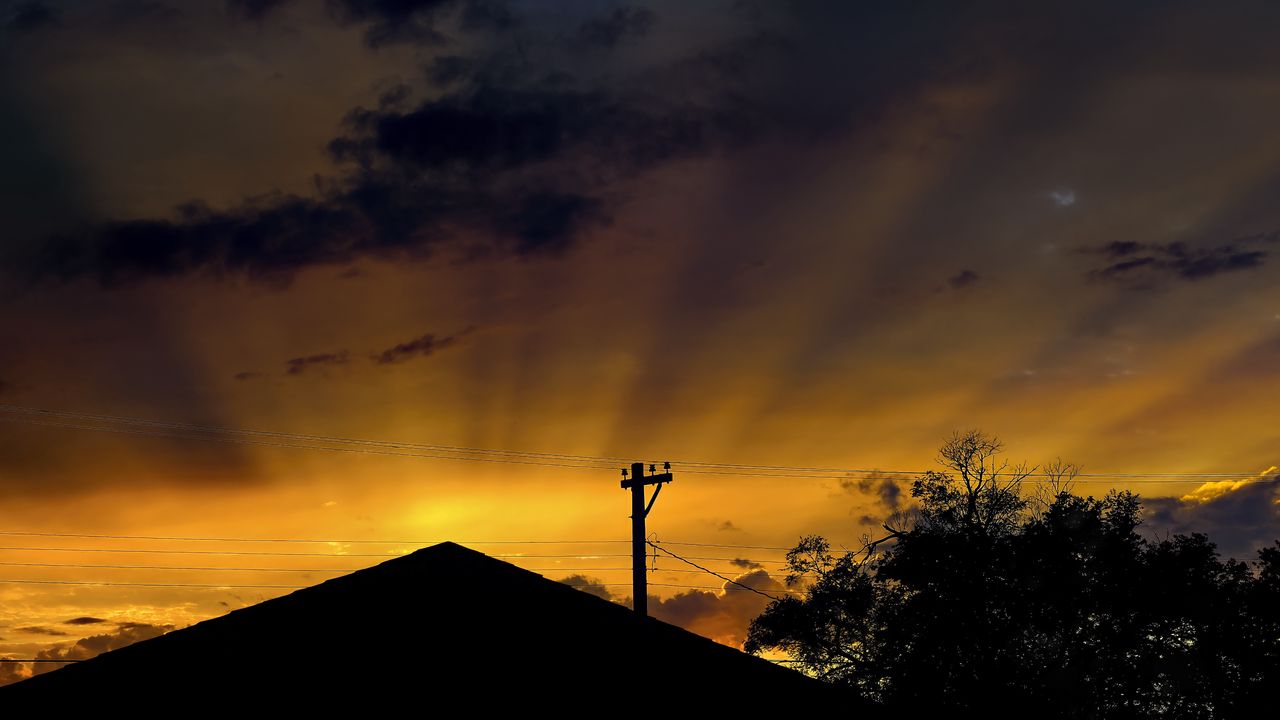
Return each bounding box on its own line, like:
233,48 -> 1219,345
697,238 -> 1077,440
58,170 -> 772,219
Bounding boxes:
0,578 -> 759,591
0,561 -> 355,573
0,561 -> 735,575
0,531 -> 628,545
0,546 -> 415,558
0,546 -> 629,559
2,405 -> 1272,482
659,540 -> 794,551
673,467 -> 1272,482
0,531 -> 794,552
0,579 -> 306,589
565,582 -> 768,591
0,405 -> 635,463
0,416 -> 621,471
648,541 -> 788,600
0,546 -> 789,563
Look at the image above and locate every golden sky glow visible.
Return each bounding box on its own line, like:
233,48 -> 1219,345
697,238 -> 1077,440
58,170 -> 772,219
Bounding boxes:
2,0 -> 1280,676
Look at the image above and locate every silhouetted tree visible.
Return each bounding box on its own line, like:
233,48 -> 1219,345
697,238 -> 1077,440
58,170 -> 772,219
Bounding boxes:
747,431 -> 1277,718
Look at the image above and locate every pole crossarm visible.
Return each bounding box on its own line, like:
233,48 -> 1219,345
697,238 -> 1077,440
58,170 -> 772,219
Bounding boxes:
620,472 -> 673,489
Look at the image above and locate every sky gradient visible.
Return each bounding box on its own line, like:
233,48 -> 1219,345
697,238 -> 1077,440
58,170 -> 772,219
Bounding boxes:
2,0 -> 1280,678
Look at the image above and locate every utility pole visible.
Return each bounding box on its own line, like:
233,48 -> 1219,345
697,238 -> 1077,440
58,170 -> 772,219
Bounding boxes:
620,461 -> 672,617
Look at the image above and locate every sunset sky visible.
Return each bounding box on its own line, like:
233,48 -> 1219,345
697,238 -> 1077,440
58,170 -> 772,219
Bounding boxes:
2,0 -> 1280,678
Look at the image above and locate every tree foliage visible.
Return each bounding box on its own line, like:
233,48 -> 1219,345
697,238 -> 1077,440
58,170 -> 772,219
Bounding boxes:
747,431 -> 1280,718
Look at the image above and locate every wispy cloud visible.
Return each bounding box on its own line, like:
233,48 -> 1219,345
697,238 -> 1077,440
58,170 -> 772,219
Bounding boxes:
372,327 -> 473,365
284,352 -> 349,376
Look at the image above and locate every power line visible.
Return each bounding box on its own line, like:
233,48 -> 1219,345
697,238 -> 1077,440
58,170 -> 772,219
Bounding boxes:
0,546 -> 619,558
7,655 -> 803,664
2,404 -> 1271,482
0,561 -> 743,575
0,405 -> 634,464
672,467 -> 1273,482
0,579 -> 306,589
0,546 -> 790,565
561,567 -> 758,575
0,561 -> 355,573
0,415 -> 621,471
0,546 -> 411,558
0,578 -> 774,592
0,530 -> 798,552
659,540 -> 794,551
567,582 -> 795,592
648,541 -> 791,600
0,531 -> 629,545
649,555 -> 786,565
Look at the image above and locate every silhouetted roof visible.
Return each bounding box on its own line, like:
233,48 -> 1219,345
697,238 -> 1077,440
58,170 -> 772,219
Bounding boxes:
2,542 -> 842,709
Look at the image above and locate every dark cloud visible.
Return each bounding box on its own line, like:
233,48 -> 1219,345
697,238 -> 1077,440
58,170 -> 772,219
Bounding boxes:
15,626 -> 68,636
375,84 -> 412,112
326,82 -> 734,178
275,328 -> 469,374
115,621 -> 168,633
558,574 -> 615,602
948,269 -> 980,289
842,474 -> 904,512
372,327 -> 471,364
32,622 -> 172,675
729,558 -> 762,570
33,1 -> 1270,290
328,0 -> 512,48
577,6 -> 656,48
285,351 -> 349,375
649,569 -> 786,647
226,0 -> 292,20
1085,233 -> 1278,285
1144,476 -> 1280,562
18,3 -> 777,288
717,520 -> 741,532
845,474 -> 907,528
32,144 -> 611,287
98,0 -> 185,25
63,617 -> 107,625
233,371 -> 268,381
426,54 -> 472,86
36,194 -> 373,287
7,1 -> 58,33
496,193 -> 604,257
